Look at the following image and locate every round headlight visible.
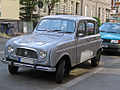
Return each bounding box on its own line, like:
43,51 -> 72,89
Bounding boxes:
8,45 -> 14,53
40,51 -> 47,59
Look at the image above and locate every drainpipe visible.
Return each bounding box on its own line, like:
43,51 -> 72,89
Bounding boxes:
81,0 -> 83,16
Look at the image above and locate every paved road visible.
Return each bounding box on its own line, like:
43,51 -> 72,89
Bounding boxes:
0,38 -> 120,90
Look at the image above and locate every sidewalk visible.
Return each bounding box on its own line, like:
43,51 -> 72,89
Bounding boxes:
0,37 -> 10,44
54,57 -> 120,90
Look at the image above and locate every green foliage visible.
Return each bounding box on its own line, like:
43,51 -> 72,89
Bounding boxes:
93,17 -> 101,27
20,0 -> 39,21
44,0 -> 60,15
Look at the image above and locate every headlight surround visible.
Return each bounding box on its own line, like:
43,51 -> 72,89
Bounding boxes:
40,50 -> 47,59
8,45 -> 14,53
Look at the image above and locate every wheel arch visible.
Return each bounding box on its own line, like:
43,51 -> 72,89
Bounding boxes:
56,54 -> 71,69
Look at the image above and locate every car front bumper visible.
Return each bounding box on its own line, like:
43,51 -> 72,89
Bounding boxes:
102,43 -> 120,52
1,58 -> 56,72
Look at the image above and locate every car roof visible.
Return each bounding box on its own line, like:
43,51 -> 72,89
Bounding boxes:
102,22 -> 120,24
42,15 -> 97,22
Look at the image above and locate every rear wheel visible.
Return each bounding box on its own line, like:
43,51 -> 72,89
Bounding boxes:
91,50 -> 101,67
56,60 -> 65,83
8,65 -> 19,74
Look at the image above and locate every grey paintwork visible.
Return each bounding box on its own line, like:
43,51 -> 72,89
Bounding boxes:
2,15 -> 102,72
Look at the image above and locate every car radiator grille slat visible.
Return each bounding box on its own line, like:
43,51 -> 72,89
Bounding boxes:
103,39 -> 111,43
15,48 -> 38,59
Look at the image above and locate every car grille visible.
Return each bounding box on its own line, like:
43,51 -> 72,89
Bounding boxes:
15,48 -> 38,59
103,39 -> 111,43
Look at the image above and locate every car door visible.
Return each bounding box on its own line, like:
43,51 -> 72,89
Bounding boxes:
86,21 -> 101,58
76,21 -> 92,63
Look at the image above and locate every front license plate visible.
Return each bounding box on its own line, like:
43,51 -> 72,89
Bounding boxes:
18,57 -> 34,64
102,44 -> 108,48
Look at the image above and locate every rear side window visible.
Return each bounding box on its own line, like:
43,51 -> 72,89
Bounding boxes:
87,22 -> 95,35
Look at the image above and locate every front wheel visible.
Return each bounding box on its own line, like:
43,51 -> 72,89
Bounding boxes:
91,50 -> 101,67
56,60 -> 65,83
8,65 -> 19,74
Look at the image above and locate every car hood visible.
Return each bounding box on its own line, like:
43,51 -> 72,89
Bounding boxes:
100,32 -> 120,40
8,34 -> 72,48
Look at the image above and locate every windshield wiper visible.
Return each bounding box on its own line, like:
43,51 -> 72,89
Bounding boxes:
107,31 -> 116,33
48,30 -> 62,32
38,29 -> 50,31
100,30 -> 106,32
43,29 -> 72,33
59,31 -> 72,33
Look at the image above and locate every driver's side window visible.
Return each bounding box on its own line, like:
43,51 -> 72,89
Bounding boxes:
78,22 -> 86,37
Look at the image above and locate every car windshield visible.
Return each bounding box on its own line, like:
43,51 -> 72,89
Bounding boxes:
99,23 -> 120,34
37,19 -> 75,33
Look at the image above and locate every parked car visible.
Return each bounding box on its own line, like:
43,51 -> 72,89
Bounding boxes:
1,15 -> 102,83
99,23 -> 120,52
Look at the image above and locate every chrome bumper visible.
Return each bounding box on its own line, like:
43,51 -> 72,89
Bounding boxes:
102,43 -> 120,52
1,58 -> 56,72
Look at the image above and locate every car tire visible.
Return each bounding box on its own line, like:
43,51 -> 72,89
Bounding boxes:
8,65 -> 19,74
64,65 -> 70,77
91,50 -> 101,67
56,60 -> 65,83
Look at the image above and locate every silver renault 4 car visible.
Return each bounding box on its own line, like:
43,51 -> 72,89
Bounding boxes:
1,15 -> 102,83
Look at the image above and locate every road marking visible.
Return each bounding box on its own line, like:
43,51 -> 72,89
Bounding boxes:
99,68 -> 120,75
53,58 -> 120,90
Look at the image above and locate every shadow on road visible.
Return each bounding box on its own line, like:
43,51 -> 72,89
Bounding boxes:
102,51 -> 120,56
14,61 -> 96,84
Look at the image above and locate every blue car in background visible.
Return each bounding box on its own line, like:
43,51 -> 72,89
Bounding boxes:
99,23 -> 120,52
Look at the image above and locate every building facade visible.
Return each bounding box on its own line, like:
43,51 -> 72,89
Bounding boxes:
111,0 -> 120,21
0,0 -> 19,20
36,0 -> 111,23
0,0 -> 111,22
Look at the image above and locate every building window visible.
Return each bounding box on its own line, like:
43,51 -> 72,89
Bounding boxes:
71,1 -> 74,14
102,8 -> 104,21
91,6 -> 94,17
56,4 -> 59,14
63,4 -> 66,13
85,5 -> 88,16
106,9 -> 110,19
116,7 -> 119,12
63,0 -> 67,14
76,3 -> 79,15
98,7 -> 101,19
